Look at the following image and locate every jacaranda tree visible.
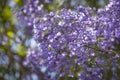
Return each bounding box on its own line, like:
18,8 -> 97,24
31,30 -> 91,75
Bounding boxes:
0,0 -> 120,80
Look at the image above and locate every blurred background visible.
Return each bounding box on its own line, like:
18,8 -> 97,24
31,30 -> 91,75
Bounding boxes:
0,0 -> 108,80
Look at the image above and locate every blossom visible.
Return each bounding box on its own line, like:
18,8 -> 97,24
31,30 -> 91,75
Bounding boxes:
22,0 -> 120,80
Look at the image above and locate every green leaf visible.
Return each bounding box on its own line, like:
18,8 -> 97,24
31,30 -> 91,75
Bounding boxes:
7,31 -> 14,38
2,6 -> 12,20
16,45 -> 27,57
97,37 -> 104,42
13,0 -> 24,6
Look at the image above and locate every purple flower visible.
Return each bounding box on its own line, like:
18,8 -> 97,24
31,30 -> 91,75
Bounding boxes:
22,0 -> 120,79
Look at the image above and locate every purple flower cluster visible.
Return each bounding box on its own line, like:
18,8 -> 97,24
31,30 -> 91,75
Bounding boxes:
23,0 -> 120,80
18,0 -> 44,26
17,0 -> 44,35
96,0 -> 120,50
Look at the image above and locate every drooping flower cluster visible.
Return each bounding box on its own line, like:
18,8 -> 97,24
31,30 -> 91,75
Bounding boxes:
17,0 -> 44,35
96,0 -> 120,50
23,0 -> 120,80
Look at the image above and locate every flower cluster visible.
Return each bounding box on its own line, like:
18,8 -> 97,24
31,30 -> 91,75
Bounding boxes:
17,0 -> 44,35
22,0 -> 120,80
96,0 -> 120,50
